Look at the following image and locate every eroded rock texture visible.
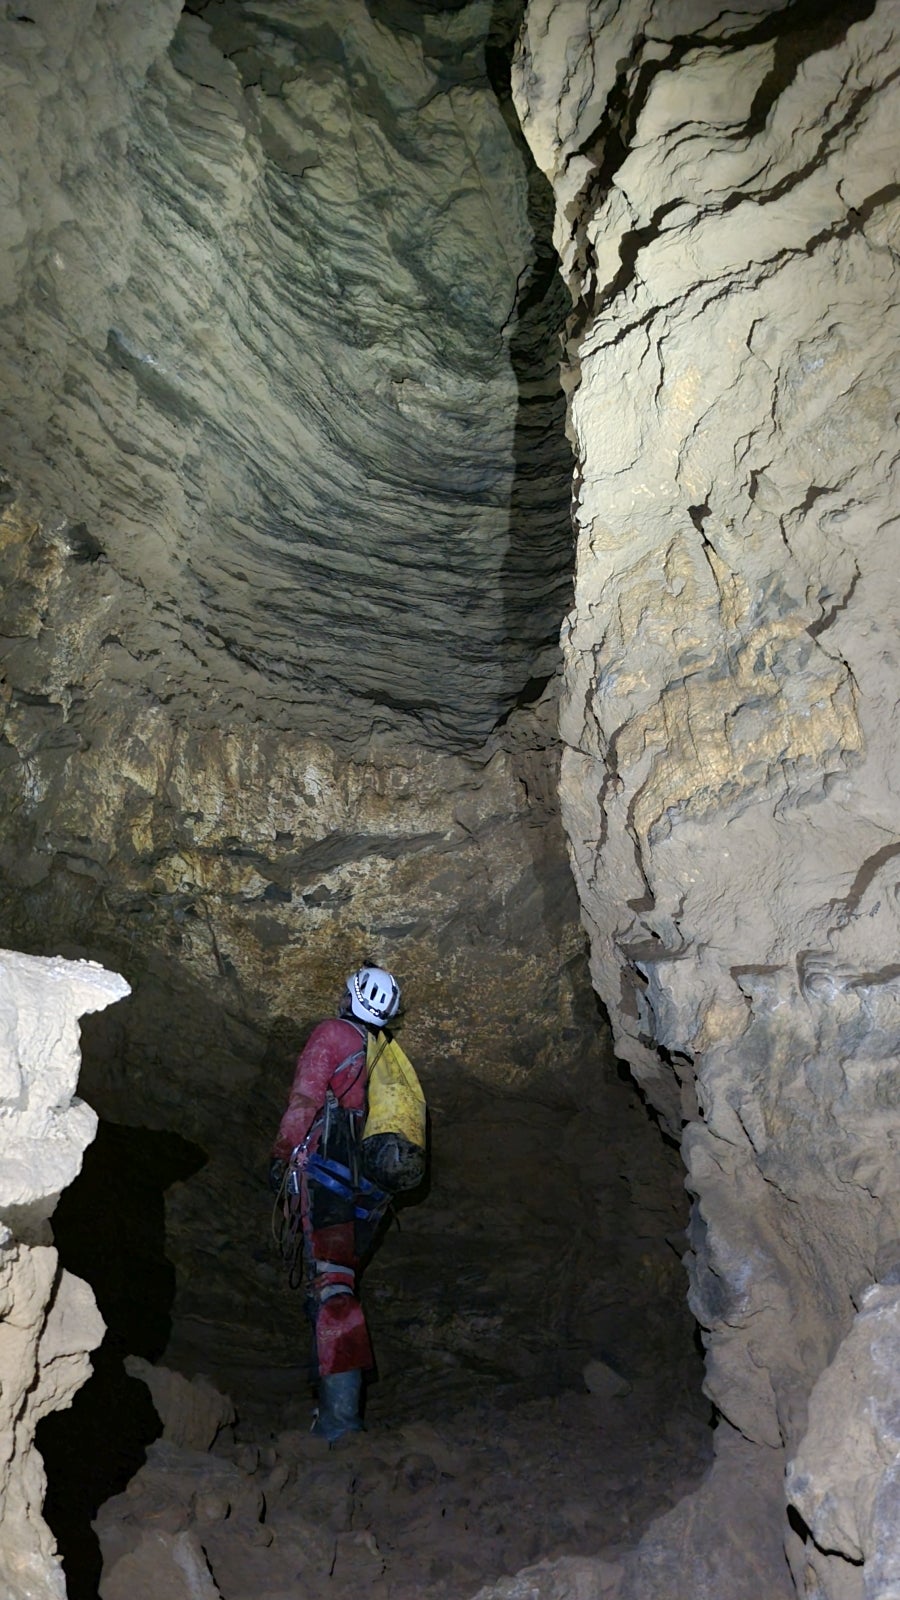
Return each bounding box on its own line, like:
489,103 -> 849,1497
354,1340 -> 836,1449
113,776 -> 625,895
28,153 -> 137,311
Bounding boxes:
514,0 -> 900,1594
0,0 -> 571,746
0,11 -> 707,1592
0,0 -> 606,1391
788,1279 -> 900,1596
0,2 -> 591,1045
0,948 -> 127,1600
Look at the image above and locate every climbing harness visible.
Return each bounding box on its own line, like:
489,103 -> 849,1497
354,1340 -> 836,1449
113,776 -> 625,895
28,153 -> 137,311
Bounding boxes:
305,1148 -> 391,1219
272,1033 -> 390,1286
272,1023 -> 426,1289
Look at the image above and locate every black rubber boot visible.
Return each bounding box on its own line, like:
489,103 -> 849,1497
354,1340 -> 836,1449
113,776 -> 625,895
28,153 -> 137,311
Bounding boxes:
311,1369 -> 363,1443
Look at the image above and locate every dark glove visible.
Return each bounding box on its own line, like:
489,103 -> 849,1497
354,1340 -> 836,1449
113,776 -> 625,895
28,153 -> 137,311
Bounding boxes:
268,1157 -> 287,1195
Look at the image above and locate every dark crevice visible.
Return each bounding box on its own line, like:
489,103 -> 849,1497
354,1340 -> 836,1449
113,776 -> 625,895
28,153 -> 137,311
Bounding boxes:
841,178 -> 900,230
688,502 -> 712,537
596,199 -> 684,314
825,842 -> 900,926
492,671 -> 554,729
743,0 -> 878,137
36,1123 -> 207,1600
487,0 -> 578,719
564,0 -> 878,343
848,964 -> 900,988
808,565 -> 860,638
728,68 -> 900,228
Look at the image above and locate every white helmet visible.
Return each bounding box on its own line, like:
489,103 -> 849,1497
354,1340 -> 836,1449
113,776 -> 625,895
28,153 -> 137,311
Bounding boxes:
346,965 -> 401,1027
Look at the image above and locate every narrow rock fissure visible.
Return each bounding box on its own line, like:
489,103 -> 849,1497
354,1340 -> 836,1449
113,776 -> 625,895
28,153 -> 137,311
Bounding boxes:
36,1123 -> 208,1600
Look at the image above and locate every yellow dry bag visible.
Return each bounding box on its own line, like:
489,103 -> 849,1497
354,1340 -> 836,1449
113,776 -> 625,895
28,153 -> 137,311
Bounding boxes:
360,1031 -> 426,1193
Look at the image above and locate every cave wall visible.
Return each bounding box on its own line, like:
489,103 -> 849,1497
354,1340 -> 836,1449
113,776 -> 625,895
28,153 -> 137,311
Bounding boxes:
0,948 -> 126,1600
0,0 -> 647,1405
0,0 -> 573,745
0,1 -> 597,1121
514,0 -> 900,1593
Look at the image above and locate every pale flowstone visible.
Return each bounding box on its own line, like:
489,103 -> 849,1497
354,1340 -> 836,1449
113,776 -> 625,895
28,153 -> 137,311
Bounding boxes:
0,949 -> 128,1600
0,949 -> 128,1227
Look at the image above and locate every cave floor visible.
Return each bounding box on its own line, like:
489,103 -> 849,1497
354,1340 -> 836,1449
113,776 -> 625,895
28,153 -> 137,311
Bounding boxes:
51,1084 -> 714,1596
96,1360 -> 712,1600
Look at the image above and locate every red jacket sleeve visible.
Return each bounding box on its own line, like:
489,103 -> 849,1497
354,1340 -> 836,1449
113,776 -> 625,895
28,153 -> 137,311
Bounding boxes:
272,1019 -> 365,1160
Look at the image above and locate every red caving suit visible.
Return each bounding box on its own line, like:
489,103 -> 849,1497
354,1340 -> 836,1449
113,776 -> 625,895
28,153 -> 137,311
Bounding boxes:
274,1016 -> 376,1377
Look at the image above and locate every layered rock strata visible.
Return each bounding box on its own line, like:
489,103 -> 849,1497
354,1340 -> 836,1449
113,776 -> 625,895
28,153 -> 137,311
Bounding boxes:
0,0 -> 699,1467
514,0 -> 900,1594
0,0 -> 610,1387
0,948 -> 128,1600
0,0 -> 608,1293
0,0 -> 571,748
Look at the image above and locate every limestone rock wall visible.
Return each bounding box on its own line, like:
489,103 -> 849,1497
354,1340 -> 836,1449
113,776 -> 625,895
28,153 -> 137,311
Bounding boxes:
788,1278 -> 900,1596
0,0 -> 623,1398
515,1 -> 900,1593
0,0 -> 571,749
0,0 -> 592,1151
0,949 -> 128,1600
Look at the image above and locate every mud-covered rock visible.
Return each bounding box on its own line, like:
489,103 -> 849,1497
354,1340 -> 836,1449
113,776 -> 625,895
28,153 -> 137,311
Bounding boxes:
99,1528 -> 223,1600
124,1358 -> 235,1451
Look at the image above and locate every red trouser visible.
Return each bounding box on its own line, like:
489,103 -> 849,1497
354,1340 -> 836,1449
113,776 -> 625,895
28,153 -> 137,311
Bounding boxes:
302,1199 -> 374,1377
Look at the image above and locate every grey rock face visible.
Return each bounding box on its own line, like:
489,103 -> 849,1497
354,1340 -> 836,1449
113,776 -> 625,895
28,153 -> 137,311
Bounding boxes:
515,0 -> 900,1593
616,1425 -> 792,1600
0,0 -> 572,747
0,20 -> 707,1585
787,1280 -> 900,1599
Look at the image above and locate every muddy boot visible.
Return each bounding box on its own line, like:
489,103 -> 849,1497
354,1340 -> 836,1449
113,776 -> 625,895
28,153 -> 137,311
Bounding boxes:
312,1369 -> 363,1443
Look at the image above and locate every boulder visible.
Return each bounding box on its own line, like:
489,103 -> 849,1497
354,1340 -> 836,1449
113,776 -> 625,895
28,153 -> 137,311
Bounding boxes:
124,1357 -> 235,1451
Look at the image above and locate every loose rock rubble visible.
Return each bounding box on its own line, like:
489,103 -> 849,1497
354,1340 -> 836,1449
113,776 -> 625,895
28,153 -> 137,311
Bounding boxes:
96,1371 -> 712,1600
